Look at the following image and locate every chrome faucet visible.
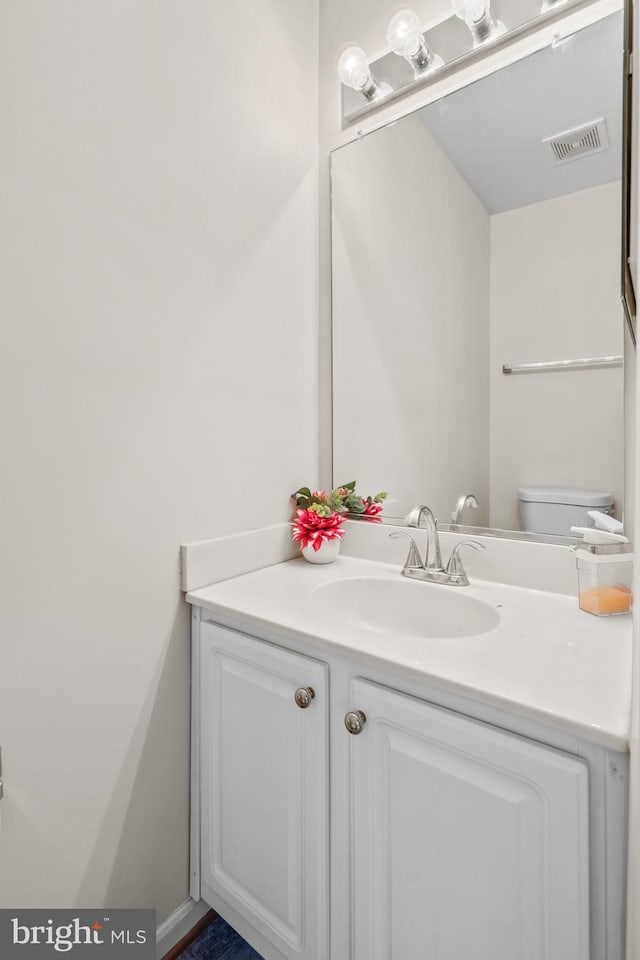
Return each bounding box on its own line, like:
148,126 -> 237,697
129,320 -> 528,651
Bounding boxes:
390,503 -> 485,586
451,493 -> 479,526
416,505 -> 443,570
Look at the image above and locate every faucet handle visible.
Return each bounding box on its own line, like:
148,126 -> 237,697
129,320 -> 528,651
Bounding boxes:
445,540 -> 485,584
389,532 -> 424,570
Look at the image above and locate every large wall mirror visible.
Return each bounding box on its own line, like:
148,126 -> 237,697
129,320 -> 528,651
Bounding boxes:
331,10 -> 627,538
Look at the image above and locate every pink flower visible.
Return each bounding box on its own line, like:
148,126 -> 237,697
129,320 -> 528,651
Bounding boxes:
311,490 -> 328,502
362,500 -> 383,517
292,508 -> 346,552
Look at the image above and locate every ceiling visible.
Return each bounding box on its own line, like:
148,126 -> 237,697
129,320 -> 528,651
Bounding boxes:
420,11 -> 623,214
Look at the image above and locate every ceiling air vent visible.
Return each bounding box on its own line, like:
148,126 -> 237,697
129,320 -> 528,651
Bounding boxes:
543,119 -> 610,166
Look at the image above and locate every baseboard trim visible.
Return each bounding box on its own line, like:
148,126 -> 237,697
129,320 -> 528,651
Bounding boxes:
157,898 -> 213,960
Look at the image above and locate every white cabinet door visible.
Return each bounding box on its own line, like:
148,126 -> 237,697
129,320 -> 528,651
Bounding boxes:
348,678 -> 589,960
200,623 -> 328,960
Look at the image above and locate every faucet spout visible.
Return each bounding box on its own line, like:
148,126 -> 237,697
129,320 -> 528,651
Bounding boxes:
416,505 -> 443,570
451,493 -> 479,525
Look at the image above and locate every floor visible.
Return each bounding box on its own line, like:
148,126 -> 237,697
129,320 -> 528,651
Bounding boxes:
178,915 -> 264,960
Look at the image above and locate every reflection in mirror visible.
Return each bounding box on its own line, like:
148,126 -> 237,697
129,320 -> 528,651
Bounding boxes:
331,12 -> 625,538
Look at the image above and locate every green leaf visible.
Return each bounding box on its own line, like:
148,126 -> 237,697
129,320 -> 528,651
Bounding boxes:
346,495 -> 365,514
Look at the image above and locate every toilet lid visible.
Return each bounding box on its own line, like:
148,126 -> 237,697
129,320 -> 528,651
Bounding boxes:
518,487 -> 614,506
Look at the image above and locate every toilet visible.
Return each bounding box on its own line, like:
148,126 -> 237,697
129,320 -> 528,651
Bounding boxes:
518,486 -> 615,535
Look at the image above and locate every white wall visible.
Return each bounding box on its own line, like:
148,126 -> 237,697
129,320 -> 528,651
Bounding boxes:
489,182 -> 624,530
332,114 -> 490,521
0,0 -> 318,920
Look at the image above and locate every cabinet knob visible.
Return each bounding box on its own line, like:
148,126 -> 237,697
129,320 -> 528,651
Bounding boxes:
344,710 -> 367,735
294,687 -> 315,709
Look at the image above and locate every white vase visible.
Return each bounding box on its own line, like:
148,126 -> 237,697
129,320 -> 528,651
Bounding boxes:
301,538 -> 341,564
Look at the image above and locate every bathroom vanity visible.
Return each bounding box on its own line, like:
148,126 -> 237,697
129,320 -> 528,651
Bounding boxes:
186,553 -> 630,960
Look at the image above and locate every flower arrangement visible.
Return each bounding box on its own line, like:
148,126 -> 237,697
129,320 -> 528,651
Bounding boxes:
291,482 -> 388,554
291,504 -> 346,552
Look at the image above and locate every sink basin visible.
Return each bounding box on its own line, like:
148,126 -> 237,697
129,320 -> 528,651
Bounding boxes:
310,576 -> 501,639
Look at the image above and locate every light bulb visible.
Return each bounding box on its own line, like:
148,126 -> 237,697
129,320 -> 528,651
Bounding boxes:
451,0 -> 506,45
387,9 -> 424,58
452,0 -> 488,24
337,46 -> 372,91
337,45 -> 392,102
386,9 -> 444,74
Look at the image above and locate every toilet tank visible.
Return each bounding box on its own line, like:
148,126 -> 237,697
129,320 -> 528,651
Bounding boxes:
518,487 -> 614,535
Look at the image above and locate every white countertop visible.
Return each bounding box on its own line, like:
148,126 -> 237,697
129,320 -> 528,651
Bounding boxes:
187,555 -> 632,751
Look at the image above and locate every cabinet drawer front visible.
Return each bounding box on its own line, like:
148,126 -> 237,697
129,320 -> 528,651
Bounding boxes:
348,678 -> 589,960
200,623 -> 328,960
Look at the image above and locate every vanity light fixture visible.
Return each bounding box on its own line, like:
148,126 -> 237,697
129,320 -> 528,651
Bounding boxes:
337,46 -> 391,101
451,0 -> 507,46
386,9 -> 444,75
339,0 -> 589,124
